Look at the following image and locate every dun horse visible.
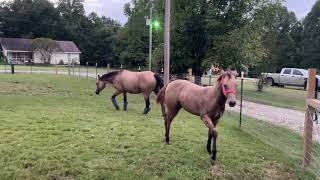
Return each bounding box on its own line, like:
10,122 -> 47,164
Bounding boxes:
95,70 -> 165,115
157,70 -> 238,163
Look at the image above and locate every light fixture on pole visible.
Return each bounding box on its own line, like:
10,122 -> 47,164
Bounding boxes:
145,1 -> 154,71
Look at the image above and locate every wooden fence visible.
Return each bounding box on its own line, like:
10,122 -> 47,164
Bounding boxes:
303,68 -> 320,167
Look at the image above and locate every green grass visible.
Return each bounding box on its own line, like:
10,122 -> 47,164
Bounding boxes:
0,65 -> 310,111
0,74 -> 316,179
238,80 -> 307,111
0,64 -> 113,75
196,76 -> 308,111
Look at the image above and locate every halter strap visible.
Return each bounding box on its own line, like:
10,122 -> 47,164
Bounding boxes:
221,79 -> 236,97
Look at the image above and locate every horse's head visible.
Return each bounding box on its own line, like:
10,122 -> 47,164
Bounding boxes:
217,70 -> 238,107
95,75 -> 106,95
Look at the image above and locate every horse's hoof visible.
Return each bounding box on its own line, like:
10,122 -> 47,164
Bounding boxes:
210,159 -> 216,166
115,106 -> 120,111
165,137 -> 170,144
143,108 -> 151,114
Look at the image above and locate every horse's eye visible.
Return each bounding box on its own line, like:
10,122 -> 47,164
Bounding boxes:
224,84 -> 228,89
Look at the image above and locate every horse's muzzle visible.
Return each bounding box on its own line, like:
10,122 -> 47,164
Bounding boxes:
229,101 -> 236,107
95,90 -> 100,95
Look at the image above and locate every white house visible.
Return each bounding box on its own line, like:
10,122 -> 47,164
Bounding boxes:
0,38 -> 81,65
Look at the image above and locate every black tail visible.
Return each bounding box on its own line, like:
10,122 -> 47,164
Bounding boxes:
154,74 -> 164,95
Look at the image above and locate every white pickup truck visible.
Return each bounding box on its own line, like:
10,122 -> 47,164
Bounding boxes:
263,68 -> 320,89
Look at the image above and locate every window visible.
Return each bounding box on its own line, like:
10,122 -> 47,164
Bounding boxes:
283,69 -> 291,74
293,70 -> 303,76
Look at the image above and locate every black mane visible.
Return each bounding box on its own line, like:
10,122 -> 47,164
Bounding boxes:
100,71 -> 121,82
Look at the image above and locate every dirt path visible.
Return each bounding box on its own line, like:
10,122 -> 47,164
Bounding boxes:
226,100 -> 320,142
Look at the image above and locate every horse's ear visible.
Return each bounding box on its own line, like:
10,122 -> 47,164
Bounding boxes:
98,75 -> 101,80
229,69 -> 239,77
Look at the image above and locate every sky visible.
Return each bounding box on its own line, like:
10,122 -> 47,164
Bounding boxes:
0,0 -> 318,24
84,0 -> 318,24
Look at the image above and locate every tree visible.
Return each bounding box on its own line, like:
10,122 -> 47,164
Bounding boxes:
302,0 -> 320,69
32,38 -> 58,64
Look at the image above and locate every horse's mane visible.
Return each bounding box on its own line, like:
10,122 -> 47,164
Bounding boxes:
215,71 -> 232,83
99,71 -> 121,82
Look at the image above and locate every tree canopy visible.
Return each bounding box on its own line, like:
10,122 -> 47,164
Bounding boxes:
0,0 -> 319,73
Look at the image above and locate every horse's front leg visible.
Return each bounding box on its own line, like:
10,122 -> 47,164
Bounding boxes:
111,90 -> 122,110
143,94 -> 151,114
201,115 -> 217,164
123,92 -> 128,111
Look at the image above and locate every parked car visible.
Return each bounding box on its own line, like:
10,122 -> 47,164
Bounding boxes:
262,68 -> 320,90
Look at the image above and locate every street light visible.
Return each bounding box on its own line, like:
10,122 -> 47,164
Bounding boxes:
145,1 -> 154,71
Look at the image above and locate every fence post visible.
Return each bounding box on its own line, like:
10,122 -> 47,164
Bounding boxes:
30,63 -> 32,74
4,62 -> 6,73
72,61 -> 75,77
78,63 -> 80,77
68,62 -> 70,76
86,62 -> 88,79
138,66 -> 141,72
303,68 -> 317,167
239,71 -> 244,128
187,68 -> 192,82
107,64 -> 110,73
55,63 -> 58,75
96,62 -> 98,79
11,62 -> 14,74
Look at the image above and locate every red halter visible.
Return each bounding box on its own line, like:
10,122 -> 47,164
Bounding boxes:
221,79 -> 237,97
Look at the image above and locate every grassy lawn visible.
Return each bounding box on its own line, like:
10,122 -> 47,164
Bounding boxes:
0,65 -> 312,111
239,80 -> 308,111
195,76 -> 308,111
0,74 -> 316,179
0,64 -> 113,75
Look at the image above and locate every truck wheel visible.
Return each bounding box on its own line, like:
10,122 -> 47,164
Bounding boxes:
265,78 -> 274,86
304,81 -> 307,90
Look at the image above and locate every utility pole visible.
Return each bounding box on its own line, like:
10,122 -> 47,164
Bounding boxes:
164,0 -> 170,85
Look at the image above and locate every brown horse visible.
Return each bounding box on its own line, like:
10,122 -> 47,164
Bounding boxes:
95,69 -> 165,115
156,70 -> 238,163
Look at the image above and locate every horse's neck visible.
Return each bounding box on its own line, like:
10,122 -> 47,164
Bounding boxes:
210,83 -> 227,106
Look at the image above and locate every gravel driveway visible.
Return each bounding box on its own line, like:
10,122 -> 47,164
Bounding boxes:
226,100 -> 320,142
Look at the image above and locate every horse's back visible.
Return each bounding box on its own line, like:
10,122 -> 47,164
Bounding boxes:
166,80 -> 207,116
119,70 -> 156,94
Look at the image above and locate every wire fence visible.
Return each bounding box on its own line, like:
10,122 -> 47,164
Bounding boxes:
169,69 -> 320,178
0,62 -> 116,79
1,63 -> 320,177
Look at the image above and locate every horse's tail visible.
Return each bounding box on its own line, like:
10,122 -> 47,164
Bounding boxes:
156,84 -> 168,105
154,73 -> 164,95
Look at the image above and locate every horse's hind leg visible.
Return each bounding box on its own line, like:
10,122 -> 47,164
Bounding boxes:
165,107 -> 180,144
123,92 -> 128,111
143,94 -> 151,114
111,90 -> 121,110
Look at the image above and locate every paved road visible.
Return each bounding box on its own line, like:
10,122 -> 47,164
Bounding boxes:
2,69 -> 319,141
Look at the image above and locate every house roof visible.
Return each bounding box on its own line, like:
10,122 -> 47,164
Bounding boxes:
0,38 -> 33,51
0,38 -> 81,53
